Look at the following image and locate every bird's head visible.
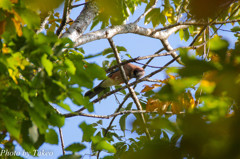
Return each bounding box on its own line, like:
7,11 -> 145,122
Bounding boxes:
133,67 -> 145,79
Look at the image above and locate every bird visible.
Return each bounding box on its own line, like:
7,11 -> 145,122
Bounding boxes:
84,63 -> 145,99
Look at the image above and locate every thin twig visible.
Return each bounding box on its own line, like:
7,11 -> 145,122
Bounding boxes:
36,11 -> 52,34
71,2 -> 88,9
107,37 -> 151,140
190,0 -> 237,46
134,0 -> 158,24
53,107 -> 66,155
59,128 -> 65,155
65,54 -> 180,119
56,0 -> 73,36
153,19 -> 240,32
210,5 -> 240,38
134,61 -> 163,68
106,50 -> 170,73
189,19 -> 216,46
106,43 -> 205,73
142,48 -> 165,69
68,43 -> 207,115
97,93 -> 131,158
92,55 -> 180,104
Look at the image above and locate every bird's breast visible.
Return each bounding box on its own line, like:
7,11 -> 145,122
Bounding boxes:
100,78 -> 122,87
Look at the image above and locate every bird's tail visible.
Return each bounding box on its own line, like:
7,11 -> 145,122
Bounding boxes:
84,85 -> 105,99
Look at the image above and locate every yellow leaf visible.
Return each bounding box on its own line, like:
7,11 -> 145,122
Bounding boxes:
146,99 -> 170,113
8,69 -> 18,84
171,102 -> 183,114
141,84 -> 162,93
0,20 -> 6,36
2,44 -> 9,54
12,10 -> 24,24
12,18 -> 22,36
10,0 -> 18,3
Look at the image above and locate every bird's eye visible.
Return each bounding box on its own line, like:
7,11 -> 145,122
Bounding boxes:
133,70 -> 138,77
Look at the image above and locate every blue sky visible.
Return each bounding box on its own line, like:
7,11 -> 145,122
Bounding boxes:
14,1 -> 238,159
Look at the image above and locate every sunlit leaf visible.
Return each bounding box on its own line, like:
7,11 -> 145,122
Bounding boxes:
41,54 -> 53,76
141,84 -> 162,93
146,98 -> 170,113
0,0 -> 12,10
45,129 -> 58,145
79,122 -> 96,142
65,143 -> 86,153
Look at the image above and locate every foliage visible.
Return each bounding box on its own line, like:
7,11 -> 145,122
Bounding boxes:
0,0 -> 240,159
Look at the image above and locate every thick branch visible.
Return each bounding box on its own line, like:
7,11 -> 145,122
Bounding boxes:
160,39 -> 182,64
64,110 -> 184,118
74,23 -> 188,47
61,1 -> 98,41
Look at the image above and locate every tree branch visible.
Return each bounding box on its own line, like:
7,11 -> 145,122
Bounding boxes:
59,128 -> 65,155
108,38 -> 151,140
134,0 -> 158,24
154,19 -> 240,32
36,11 -> 52,34
56,0 -> 73,36
74,23 -> 189,47
61,1 -> 98,41
160,39 -> 182,64
64,110 -> 184,118
71,2 -> 88,9
65,53 -> 181,117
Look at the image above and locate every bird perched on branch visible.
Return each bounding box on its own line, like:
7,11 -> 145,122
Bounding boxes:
85,63 -> 145,99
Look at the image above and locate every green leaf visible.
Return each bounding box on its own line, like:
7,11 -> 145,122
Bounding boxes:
231,26 -> 240,32
179,29 -> 184,41
120,114 -> 127,135
184,29 -> 190,41
179,59 -> 217,77
79,122 -> 96,142
58,154 -> 82,159
25,0 -> 64,14
102,156 -> 114,159
102,48 -> 113,56
48,112 -> 65,127
68,88 -> 93,112
209,36 -> 229,53
145,8 -> 161,27
41,54 -> 53,76
189,25 -> 195,34
91,136 -> 116,153
29,108 -> 49,133
96,140 -> 116,153
86,63 -> 106,80
45,128 -> 58,145
0,0 -> 12,10
65,143 -> 86,153
0,106 -> 22,139
102,46 -> 127,55
125,102 -> 133,110
90,18 -> 100,30
64,58 -> 76,75
16,9 -> 40,29
159,11 -> 167,26
57,102 -> 72,112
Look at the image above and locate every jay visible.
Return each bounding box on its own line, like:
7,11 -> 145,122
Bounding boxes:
85,63 -> 145,99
